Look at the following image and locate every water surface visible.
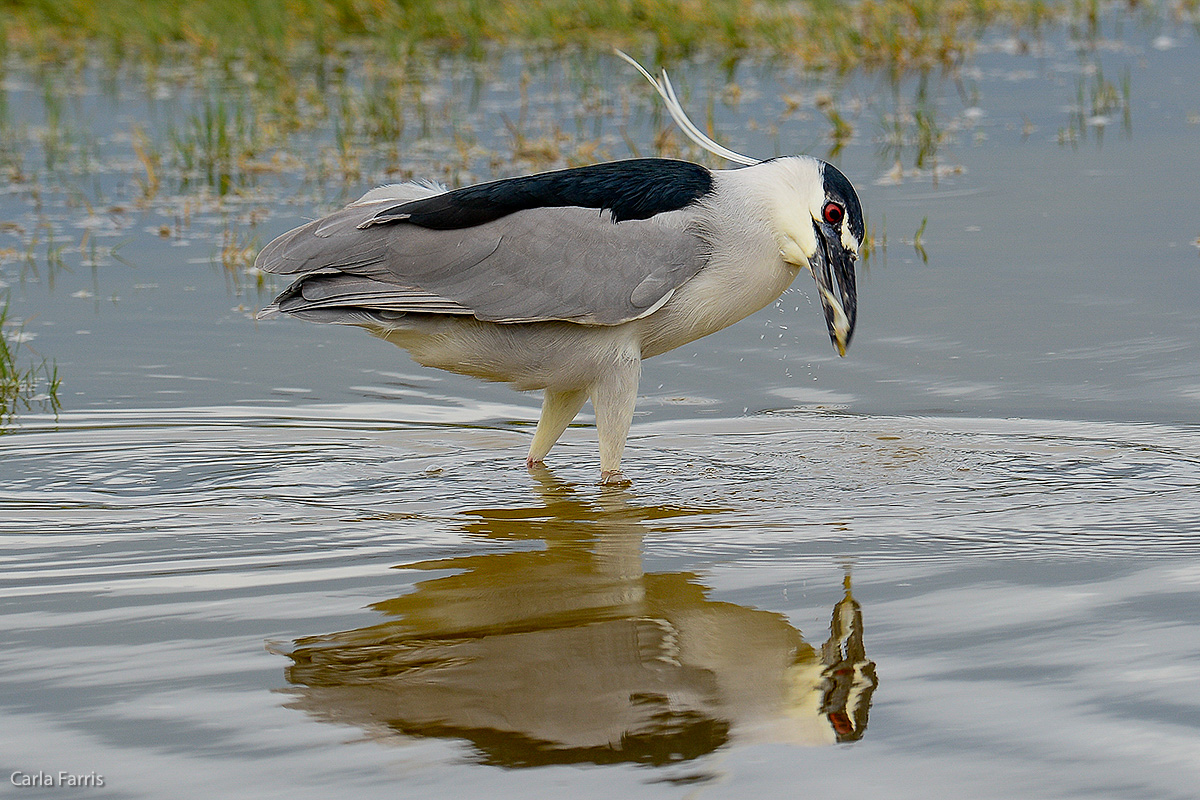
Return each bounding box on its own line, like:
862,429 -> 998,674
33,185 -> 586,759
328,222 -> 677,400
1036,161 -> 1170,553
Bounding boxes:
2,11 -> 1199,799
4,408 -> 1200,797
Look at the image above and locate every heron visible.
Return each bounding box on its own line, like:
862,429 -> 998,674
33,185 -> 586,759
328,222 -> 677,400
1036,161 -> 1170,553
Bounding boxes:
256,53 -> 862,482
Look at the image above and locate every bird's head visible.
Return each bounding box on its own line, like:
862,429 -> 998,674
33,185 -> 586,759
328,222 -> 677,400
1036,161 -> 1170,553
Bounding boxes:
766,156 -> 863,357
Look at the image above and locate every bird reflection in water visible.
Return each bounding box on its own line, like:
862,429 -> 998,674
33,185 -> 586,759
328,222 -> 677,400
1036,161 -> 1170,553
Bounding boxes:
278,474 -> 877,767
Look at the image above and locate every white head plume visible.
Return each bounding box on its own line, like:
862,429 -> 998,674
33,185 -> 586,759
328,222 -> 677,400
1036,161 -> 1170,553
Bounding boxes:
616,49 -> 760,167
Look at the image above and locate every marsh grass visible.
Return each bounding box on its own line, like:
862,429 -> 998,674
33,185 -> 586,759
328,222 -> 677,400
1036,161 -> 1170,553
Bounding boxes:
169,95 -> 265,194
1057,61 -> 1133,145
0,292 -> 61,427
1,0 -> 1162,199
3,0 -> 1082,70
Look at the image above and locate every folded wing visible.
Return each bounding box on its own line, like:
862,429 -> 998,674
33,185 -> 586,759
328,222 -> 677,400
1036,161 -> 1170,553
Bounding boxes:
256,167 -> 712,327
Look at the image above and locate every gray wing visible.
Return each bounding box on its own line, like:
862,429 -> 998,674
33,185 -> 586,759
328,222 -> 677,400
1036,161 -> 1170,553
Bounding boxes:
255,201 -> 708,326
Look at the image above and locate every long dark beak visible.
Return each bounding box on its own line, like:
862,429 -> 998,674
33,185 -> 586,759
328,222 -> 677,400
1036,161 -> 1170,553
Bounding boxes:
811,221 -> 858,357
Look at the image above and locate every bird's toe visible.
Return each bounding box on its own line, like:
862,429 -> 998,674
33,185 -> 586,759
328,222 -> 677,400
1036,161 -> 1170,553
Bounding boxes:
599,470 -> 631,486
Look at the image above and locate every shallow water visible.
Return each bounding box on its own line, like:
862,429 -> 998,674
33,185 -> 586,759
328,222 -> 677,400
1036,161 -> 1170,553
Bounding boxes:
4,408 -> 1200,797
3,11 -> 1200,799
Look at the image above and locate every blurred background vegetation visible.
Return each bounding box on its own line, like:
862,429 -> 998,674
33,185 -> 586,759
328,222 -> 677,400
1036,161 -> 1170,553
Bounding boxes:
0,0 -> 1138,70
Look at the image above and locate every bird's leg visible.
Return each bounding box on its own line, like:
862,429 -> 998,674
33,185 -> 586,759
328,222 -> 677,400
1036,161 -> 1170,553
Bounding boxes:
527,387 -> 589,468
591,354 -> 641,482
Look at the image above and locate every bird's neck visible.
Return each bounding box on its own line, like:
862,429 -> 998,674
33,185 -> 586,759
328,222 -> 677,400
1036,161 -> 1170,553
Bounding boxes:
640,175 -> 802,357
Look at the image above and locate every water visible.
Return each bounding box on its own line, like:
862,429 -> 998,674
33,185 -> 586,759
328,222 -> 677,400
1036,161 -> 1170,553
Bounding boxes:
3,12 -> 1200,799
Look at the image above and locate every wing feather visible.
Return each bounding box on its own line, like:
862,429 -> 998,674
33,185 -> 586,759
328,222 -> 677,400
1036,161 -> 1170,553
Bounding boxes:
257,193 -> 709,326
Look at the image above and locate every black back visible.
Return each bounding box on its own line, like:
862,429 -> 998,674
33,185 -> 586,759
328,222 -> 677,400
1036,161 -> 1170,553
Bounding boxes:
368,158 -> 714,230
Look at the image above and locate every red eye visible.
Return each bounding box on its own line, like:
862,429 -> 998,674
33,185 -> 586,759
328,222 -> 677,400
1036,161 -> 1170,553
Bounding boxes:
823,202 -> 844,226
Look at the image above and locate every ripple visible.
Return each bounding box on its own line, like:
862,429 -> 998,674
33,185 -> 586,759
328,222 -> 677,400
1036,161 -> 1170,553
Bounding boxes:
3,404 -> 1200,797
4,406 -> 1199,577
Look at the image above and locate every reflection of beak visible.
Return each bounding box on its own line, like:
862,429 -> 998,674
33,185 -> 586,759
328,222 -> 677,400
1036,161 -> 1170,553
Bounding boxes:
810,222 -> 858,357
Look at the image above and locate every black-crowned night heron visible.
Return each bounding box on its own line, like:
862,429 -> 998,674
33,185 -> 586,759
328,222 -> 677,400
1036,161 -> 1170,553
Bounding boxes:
256,54 -> 863,482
